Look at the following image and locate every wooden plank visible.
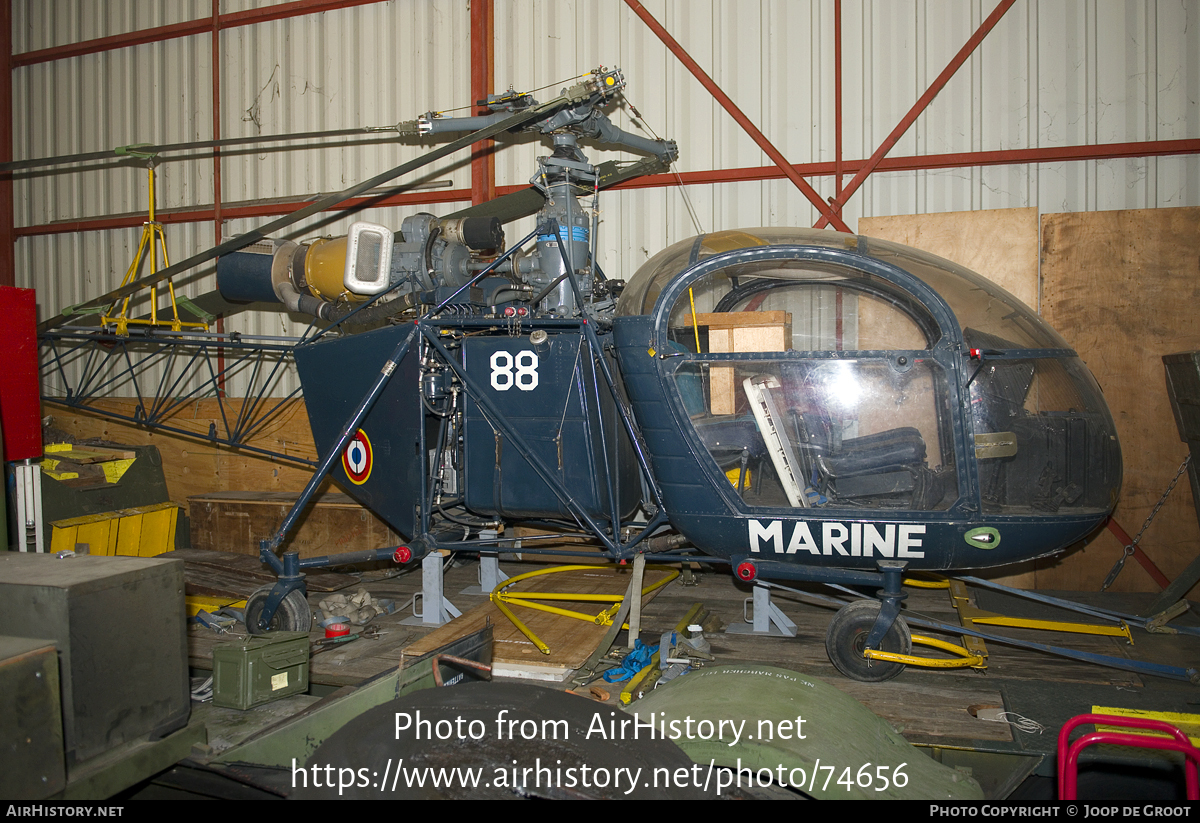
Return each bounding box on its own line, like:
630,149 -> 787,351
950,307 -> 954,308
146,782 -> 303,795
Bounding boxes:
859,209 -> 1040,307
1039,207 -> 1200,593
696,311 -> 791,415
834,680 -> 1013,744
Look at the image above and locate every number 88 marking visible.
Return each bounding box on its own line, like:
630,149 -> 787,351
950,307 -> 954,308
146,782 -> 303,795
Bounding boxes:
490,350 -> 539,391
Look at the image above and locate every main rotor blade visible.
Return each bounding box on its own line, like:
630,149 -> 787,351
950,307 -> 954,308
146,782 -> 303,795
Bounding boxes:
0,126 -> 389,173
39,102 -> 556,331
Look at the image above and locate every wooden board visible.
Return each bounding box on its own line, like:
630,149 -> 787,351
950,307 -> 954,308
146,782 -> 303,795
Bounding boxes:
695,311 -> 792,415
403,566 -> 676,673
1038,207 -> 1200,593
189,491 -> 401,559
859,209 -> 1040,308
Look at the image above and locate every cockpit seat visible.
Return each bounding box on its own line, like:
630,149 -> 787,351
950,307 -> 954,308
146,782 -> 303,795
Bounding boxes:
694,416 -> 768,495
790,412 -> 929,502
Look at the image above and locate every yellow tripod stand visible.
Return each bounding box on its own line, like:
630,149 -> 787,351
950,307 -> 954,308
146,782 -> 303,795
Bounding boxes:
102,158 -> 209,335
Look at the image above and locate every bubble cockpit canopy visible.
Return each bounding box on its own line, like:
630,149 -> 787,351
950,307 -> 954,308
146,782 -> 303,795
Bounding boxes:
618,227 -> 1121,518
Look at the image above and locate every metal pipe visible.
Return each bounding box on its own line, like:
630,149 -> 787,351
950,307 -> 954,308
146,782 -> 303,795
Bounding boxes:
1,126 -> 409,172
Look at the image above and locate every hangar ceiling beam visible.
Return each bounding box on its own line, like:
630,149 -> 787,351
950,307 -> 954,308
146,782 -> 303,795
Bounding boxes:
11,0 -> 390,67
623,0 -> 854,233
816,0 -> 1018,228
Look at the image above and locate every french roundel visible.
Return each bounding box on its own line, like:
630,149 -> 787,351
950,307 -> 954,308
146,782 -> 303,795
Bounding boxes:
342,429 -> 373,485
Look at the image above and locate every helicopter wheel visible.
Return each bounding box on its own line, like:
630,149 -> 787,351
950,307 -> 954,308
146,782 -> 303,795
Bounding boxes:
244,587 -> 312,635
825,599 -> 911,682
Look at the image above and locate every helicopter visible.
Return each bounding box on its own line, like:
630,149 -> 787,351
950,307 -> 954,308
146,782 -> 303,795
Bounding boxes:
189,68 -> 1122,680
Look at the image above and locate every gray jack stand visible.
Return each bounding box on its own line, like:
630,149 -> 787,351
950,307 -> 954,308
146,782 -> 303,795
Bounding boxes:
460,553 -> 510,596
402,553 -> 463,627
726,582 -> 798,637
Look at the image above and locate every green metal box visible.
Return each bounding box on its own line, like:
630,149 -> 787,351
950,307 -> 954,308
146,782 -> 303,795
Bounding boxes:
0,553 -> 190,765
212,631 -> 310,709
0,636 -> 65,799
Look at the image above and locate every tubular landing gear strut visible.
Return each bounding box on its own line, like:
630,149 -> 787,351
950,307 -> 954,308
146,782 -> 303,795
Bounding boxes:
825,560 -> 911,682
733,555 -> 914,682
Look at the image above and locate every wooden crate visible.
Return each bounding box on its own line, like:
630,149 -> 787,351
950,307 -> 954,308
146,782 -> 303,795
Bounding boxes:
695,311 -> 792,415
188,491 -> 401,559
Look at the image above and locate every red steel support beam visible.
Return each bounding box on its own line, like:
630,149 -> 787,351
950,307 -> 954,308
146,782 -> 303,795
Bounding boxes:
13,0 -> 389,67
470,0 -> 496,205
212,0 -> 225,398
817,0 -> 1017,228
211,0 -> 223,246
0,0 -> 13,287
609,138 -> 1200,190
1106,518 -> 1171,590
624,0 -> 852,233
834,0 -> 844,200
16,137 -> 1199,239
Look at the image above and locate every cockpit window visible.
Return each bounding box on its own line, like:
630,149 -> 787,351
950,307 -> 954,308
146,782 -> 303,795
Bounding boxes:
664,262 -> 940,354
658,253 -> 958,512
675,357 -> 958,511
864,238 -> 1070,350
617,227 -> 856,317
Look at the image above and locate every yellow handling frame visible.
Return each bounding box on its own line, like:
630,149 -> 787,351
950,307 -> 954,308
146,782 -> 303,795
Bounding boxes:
102,159 -> 209,335
489,564 -> 679,655
862,576 -> 1132,672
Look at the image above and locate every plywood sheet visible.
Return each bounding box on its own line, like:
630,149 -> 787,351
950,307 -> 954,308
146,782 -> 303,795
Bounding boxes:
1038,207 -> 1200,593
859,208 -> 1040,308
189,491 -> 401,559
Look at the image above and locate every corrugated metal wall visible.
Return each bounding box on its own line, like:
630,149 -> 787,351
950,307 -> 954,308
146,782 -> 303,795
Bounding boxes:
13,0 -> 1200,397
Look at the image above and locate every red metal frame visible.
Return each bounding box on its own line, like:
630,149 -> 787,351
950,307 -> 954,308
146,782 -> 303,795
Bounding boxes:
212,0 -> 225,397
834,0 -> 844,202
624,0 -> 851,233
470,0 -> 496,206
12,0 -> 390,68
5,1 -> 1198,247
1105,517 -> 1172,590
19,138 -> 1198,239
1058,713 -> 1200,800
817,0 -> 1018,228
0,0 -> 12,287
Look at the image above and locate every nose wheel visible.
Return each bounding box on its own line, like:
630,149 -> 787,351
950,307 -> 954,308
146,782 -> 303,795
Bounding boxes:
245,587 -> 313,635
825,599 -> 912,682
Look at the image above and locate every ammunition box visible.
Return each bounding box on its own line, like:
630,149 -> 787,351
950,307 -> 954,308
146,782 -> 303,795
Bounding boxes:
212,631 -> 310,709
